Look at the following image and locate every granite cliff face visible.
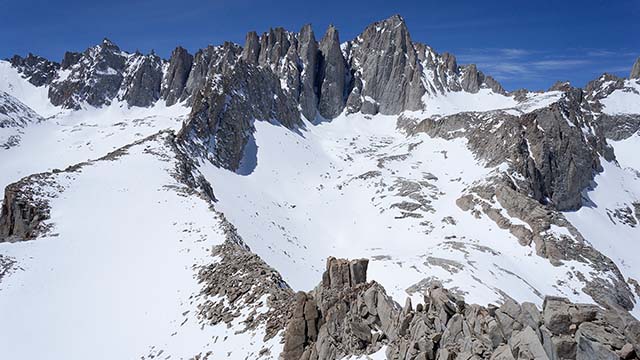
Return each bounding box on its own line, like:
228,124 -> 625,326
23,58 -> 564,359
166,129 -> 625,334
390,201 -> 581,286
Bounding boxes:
631,58 -> 640,80
178,42 -> 301,172
161,46 -> 194,106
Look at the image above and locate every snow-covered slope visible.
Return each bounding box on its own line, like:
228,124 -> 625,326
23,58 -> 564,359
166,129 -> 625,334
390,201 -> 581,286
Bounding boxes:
601,79 -> 640,115
197,113 -> 605,311
0,91 -> 42,128
0,90 -> 43,149
404,89 -> 564,119
0,133 -> 283,360
0,100 -> 188,192
0,60 -> 58,117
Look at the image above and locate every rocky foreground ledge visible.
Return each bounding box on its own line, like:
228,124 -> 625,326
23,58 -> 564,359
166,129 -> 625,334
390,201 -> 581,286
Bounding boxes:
280,257 -> 639,360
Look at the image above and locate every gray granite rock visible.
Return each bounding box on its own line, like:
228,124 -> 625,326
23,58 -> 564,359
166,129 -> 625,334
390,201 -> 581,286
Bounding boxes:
10,53 -> 60,86
345,15 -> 424,115
180,44 -> 240,105
118,52 -> 163,107
278,258 -> 640,360
317,25 -> 346,119
461,64 -> 482,93
0,176 -> 51,242
241,31 -> 261,65
61,51 -> 81,70
0,91 -> 43,129
630,57 -> 640,79
178,44 -> 300,172
48,38 -> 127,109
161,46 -> 193,106
297,24 -> 319,121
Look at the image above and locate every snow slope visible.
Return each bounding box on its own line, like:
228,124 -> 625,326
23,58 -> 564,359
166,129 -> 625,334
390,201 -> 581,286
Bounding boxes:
198,113 -> 597,310
0,60 -> 59,118
601,79 -> 640,115
0,90 -> 43,148
565,138 -> 640,319
0,133 -> 282,360
0,100 -> 188,192
404,89 -> 563,119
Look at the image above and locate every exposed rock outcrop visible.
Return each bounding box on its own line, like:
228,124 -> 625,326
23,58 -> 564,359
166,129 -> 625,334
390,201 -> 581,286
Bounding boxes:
0,91 -> 43,148
408,85 -> 611,212
178,42 -> 300,172
344,15 -> 424,115
161,46 -> 193,106
48,38 -> 128,109
405,89 -> 636,311
9,53 -> 60,86
317,25 -> 346,119
60,51 -> 82,70
631,57 -> 640,79
46,39 -> 168,108
461,64 -> 482,93
0,91 -> 42,129
282,257 -> 398,360
241,31 -> 261,65
297,24 -> 320,121
196,228 -> 294,344
280,257 -> 640,360
0,174 -> 53,242
118,52 -> 163,107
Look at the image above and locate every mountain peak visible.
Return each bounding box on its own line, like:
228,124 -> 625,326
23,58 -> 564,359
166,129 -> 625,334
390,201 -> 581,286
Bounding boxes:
320,24 -> 341,47
324,24 -> 339,39
372,14 -> 408,33
100,38 -> 120,52
386,14 -> 405,24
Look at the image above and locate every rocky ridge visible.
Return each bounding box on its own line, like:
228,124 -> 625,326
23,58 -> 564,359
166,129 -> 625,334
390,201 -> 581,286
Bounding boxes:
392,59 -> 640,311
8,15 -> 516,173
280,257 -> 640,360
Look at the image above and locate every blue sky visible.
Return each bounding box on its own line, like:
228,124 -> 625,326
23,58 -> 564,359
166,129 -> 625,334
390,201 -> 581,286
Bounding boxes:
1,0 -> 637,91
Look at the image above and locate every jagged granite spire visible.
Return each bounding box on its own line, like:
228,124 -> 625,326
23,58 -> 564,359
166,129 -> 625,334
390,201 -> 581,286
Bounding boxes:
297,24 -> 319,121
258,27 -> 292,66
161,46 -> 193,106
241,31 -> 260,65
118,52 -> 163,107
317,24 -> 346,119
631,57 -> 640,79
61,51 -> 81,70
345,14 -> 424,114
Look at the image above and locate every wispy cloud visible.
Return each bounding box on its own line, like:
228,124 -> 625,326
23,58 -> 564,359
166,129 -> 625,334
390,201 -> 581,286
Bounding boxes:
530,59 -> 592,69
497,48 -> 533,58
454,47 -> 638,89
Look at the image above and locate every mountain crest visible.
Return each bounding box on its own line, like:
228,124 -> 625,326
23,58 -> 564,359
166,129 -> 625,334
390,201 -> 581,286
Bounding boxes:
100,37 -> 120,52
